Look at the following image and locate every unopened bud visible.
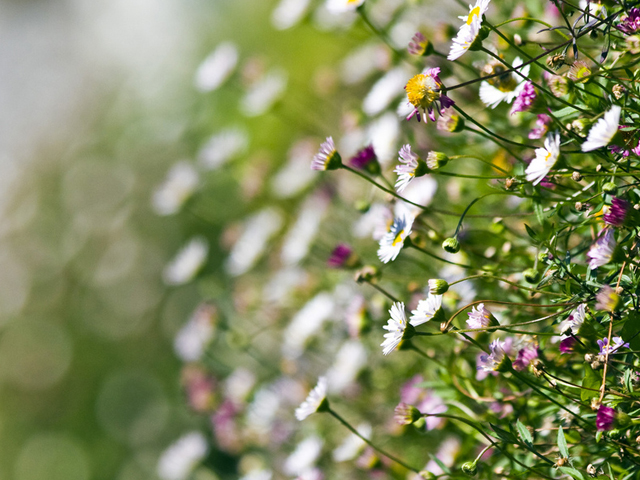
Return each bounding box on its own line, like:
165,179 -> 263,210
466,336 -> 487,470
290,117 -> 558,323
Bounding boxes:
505,177 -> 515,189
440,322 -> 450,333
591,360 -> 603,370
546,53 -> 566,70
613,84 -> 626,100
523,268 -> 540,284
586,464 -> 597,477
394,402 -> 422,425
442,237 -> 460,254
461,461 -> 478,476
572,171 -> 583,181
603,182 -> 617,195
513,33 -> 523,46
426,151 -> 449,170
354,265 -> 378,283
575,201 -> 583,211
585,353 -> 595,363
428,279 -> 449,295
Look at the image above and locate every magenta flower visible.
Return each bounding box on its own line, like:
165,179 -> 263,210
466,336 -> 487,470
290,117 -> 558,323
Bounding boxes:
596,405 -> 615,431
328,243 -> 353,268
350,145 -> 379,174
510,81 -> 536,115
597,336 -> 629,355
616,8 -> 640,35
559,336 -> 577,354
604,197 -> 630,227
512,345 -> 538,371
529,114 -> 552,139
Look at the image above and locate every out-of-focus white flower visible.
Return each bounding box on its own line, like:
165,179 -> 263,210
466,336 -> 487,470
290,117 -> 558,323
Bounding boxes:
353,203 -> 393,240
198,127 -> 249,170
398,175 -> 437,216
378,213 -> 413,263
163,237 -> 209,285
479,57 -> 530,108
424,437 -> 461,475
271,0 -> 312,30
326,340 -> 368,393
246,386 -> 282,433
240,469 -> 273,480
366,112 -> 400,165
263,267 -> 309,304
326,0 -> 365,13
448,0 -> 490,61
295,377 -> 328,421
582,105 -> 622,152
362,66 -> 412,117
225,208 -> 284,276
280,193 -> 330,266
157,432 -> 208,480
240,68 -> 288,117
173,304 -> 216,362
224,367 -> 256,404
525,132 -> 561,185
283,436 -> 323,476
297,468 -> 324,480
194,41 -> 239,92
152,162 -> 200,216
559,303 -> 587,336
282,293 -> 335,359
332,423 -> 371,462
340,43 -> 389,85
271,139 -> 318,198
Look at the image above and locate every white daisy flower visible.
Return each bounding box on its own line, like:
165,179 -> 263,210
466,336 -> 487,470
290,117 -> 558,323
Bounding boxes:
173,304 -> 216,362
240,68 -> 288,117
152,162 -> 200,216
326,0 -> 365,14
394,144 -> 427,193
410,293 -> 444,327
157,432 -> 208,480
559,303 -> 586,336
377,214 -> 413,263
283,436 -> 323,476
295,377 -> 329,421
163,237 -> 209,285
271,0 -> 312,30
332,423 -> 371,462
326,340 -> 367,394
479,57 -> 531,108
581,105 -> 622,152
311,137 -> 342,170
194,41 -> 239,92
447,0 -> 491,61
198,127 -> 249,170
381,302 -> 414,355
525,132 -> 561,185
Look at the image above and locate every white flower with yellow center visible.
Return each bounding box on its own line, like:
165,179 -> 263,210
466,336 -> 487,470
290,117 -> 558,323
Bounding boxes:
479,57 -> 531,108
448,0 -> 491,61
295,377 -> 329,421
377,213 -> 413,263
582,105 -> 622,152
381,302 -> 415,355
525,132 -> 561,185
410,293 -> 444,327
326,0 -> 364,13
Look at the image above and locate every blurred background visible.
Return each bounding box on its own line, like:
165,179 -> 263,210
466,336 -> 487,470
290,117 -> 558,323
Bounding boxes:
0,0 -> 351,478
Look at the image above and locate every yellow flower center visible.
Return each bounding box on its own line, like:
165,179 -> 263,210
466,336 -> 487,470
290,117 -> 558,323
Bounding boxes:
405,74 -> 440,110
467,5 -> 481,25
392,230 -> 405,246
544,150 -> 553,163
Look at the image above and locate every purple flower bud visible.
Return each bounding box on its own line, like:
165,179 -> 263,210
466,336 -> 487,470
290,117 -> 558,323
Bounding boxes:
604,197 -> 630,227
513,345 -> 538,371
596,405 -> 616,431
511,81 -> 536,115
328,243 -> 353,268
350,145 -> 378,171
560,336 -> 577,354
616,8 -> 640,35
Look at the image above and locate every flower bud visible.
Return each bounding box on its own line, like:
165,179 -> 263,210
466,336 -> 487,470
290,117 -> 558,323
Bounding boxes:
394,402 -> 422,425
461,461 -> 478,476
586,464 -> 597,477
442,237 -> 460,253
523,268 -> 540,284
603,182 -> 617,195
572,171 -> 583,181
428,279 -> 449,295
613,84 -> 626,100
426,151 -> 449,170
437,108 -> 465,133
354,265 -> 379,283
584,353 -> 595,363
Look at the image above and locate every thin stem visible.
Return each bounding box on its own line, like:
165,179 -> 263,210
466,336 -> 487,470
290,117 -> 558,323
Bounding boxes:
328,408 -> 420,473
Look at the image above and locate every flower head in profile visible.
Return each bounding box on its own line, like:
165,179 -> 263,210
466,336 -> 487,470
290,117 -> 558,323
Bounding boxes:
327,243 -> 356,268
295,377 -> 329,421
582,106 -> 622,152
466,303 -> 497,329
381,302 -> 415,355
377,214 -> 414,263
410,293 -> 444,327
597,336 -> 629,355
604,197 -> 630,227
525,132 -> 561,185
596,405 -> 616,431
595,285 -> 620,312
448,0 -> 491,61
404,67 -> 455,123
394,145 -> 428,192
349,145 -> 379,175
559,304 -> 586,336
311,137 -> 342,170
587,229 -> 616,270
408,32 -> 433,56
394,402 -> 422,425
512,344 -> 538,371
477,339 -> 509,372
479,57 -> 531,109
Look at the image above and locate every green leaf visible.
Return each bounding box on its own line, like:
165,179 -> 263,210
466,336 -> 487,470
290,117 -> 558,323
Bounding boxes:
621,312 -> 640,351
557,425 -> 569,458
428,453 -> 451,474
559,467 -> 585,480
516,419 -> 533,446
533,202 -> 545,225
489,423 -> 518,444
524,223 -> 538,242
582,367 -> 601,402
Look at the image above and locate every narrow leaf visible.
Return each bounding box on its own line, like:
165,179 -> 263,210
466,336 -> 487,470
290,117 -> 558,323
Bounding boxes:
559,467 -> 585,480
557,425 -> 569,458
516,419 -> 533,446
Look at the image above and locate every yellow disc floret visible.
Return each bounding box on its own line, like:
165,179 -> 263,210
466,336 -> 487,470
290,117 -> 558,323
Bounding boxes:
405,73 -> 440,111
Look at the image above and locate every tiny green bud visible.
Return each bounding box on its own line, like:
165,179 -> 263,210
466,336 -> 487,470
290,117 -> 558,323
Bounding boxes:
354,265 -> 378,283
426,151 -> 449,170
442,237 -> 460,254
354,200 -> 370,212
617,412 -> 631,428
603,182 -> 617,195
461,461 -> 478,476
428,279 -> 449,295
538,252 -> 549,262
523,268 -> 540,284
